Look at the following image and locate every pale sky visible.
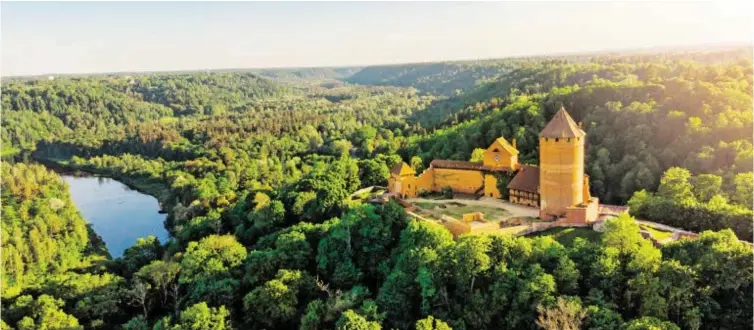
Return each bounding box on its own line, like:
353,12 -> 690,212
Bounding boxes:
1,1 -> 752,76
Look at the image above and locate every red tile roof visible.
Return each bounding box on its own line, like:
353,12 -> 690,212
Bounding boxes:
489,137 -> 519,155
540,107 -> 586,138
429,159 -> 511,172
391,162 -> 416,176
507,165 -> 539,193
430,160 -> 487,171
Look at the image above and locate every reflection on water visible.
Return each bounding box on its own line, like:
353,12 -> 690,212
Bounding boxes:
63,175 -> 168,258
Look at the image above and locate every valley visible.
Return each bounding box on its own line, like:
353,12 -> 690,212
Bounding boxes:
2,46 -> 752,330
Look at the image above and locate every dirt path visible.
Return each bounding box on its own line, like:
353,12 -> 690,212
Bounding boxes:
406,197 -> 539,220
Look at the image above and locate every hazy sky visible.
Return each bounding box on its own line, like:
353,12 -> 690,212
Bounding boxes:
2,1 -> 752,76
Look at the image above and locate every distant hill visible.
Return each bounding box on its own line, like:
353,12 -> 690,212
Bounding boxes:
249,67 -> 362,84
5,42 -> 750,86
344,61 -> 517,96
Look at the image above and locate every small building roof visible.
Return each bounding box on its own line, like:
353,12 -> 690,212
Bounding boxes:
391,162 -> 416,176
489,137 -> 519,155
430,159 -> 487,171
539,107 -> 586,138
507,165 -> 540,193
429,159 -> 510,172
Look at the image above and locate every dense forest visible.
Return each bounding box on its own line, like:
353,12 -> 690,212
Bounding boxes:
1,47 -> 752,330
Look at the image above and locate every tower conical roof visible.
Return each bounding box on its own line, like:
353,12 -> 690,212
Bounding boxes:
539,107 -> 585,138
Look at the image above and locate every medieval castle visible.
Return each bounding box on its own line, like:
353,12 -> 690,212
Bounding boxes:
388,107 -> 600,224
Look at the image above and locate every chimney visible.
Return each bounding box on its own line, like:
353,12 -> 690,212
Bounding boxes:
512,138 -> 517,149
578,122 -> 583,129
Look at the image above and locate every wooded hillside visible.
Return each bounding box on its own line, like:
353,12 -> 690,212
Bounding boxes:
2,47 -> 752,330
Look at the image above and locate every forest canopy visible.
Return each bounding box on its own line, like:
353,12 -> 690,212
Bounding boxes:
2,46 -> 752,330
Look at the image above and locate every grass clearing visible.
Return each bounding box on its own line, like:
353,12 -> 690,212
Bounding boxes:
412,201 -> 511,222
352,189 -> 385,201
419,193 -> 450,200
414,202 -> 438,210
639,224 -> 673,240
500,216 -> 545,226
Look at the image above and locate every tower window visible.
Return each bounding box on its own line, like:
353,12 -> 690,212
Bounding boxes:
555,138 -> 559,142
567,138 -> 571,142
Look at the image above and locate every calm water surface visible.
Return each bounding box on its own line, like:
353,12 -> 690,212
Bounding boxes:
62,175 -> 168,258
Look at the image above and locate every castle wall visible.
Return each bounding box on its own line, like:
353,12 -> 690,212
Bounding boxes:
563,197 -> 600,224
404,176 -> 417,198
432,168 -> 485,194
414,168 -> 435,195
483,175 -> 502,198
388,168 -> 436,199
390,175 -> 414,198
389,175 -> 408,198
539,136 -> 585,219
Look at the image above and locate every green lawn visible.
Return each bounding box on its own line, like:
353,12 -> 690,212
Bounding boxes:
352,189 -> 385,201
529,227 -> 602,246
639,224 -> 673,240
503,216 -> 546,224
414,202 -> 438,210
412,202 -> 511,221
416,192 -> 450,200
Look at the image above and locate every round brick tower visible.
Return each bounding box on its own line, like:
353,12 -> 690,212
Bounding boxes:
538,107 -> 586,220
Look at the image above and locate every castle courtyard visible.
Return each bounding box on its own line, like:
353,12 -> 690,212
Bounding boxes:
406,196 -> 539,221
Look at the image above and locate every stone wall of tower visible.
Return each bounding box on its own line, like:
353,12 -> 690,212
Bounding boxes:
538,135 -> 585,220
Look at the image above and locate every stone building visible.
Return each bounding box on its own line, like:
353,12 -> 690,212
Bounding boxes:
537,107 -> 599,223
389,106 -> 599,224
388,137 -> 518,199
507,165 -> 539,207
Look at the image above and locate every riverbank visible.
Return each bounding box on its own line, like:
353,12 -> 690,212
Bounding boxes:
34,156 -> 173,208
61,173 -> 170,257
85,223 -> 113,260
26,155 -> 176,254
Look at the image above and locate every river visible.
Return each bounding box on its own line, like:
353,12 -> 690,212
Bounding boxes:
4,153 -> 170,258
61,174 -> 168,258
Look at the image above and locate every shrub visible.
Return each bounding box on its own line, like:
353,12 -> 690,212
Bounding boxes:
441,186 -> 453,199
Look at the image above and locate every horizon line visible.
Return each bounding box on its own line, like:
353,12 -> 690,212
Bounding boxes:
3,40 -> 751,79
